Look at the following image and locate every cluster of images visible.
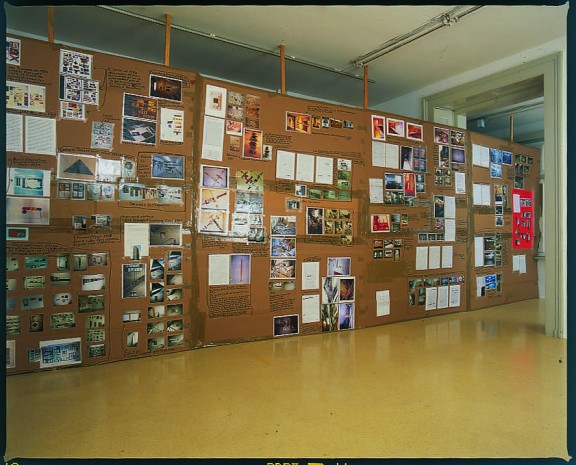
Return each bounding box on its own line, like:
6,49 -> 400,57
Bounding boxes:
321,259 -> 356,332
373,238 -> 404,260
514,154 -> 535,189
434,127 -> 467,187
306,207 -> 354,245
479,234 -> 504,267
287,110 -> 355,135
494,183 -> 510,227
370,212 -> 409,233
476,272 -> 503,297
294,157 -> 353,203
59,49 -> 99,120
123,250 -> 185,351
408,275 -> 464,307
5,251 -> 110,366
270,216 -> 297,280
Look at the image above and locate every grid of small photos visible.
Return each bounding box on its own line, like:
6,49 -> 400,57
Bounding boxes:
270,216 -> 297,283
478,234 -> 504,267
5,251 -> 111,367
370,212 -> 409,234
306,207 -> 354,245
59,49 -> 98,120
433,127 -> 466,187
408,275 -> 464,309
494,183 -> 509,227
122,250 -> 184,351
321,257 -> 355,331
514,153 -> 535,189
372,237 -> 404,260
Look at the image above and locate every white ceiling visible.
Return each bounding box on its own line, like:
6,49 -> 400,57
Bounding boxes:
4,3 -> 569,144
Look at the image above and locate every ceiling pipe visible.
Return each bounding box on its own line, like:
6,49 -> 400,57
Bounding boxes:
351,5 -> 483,67
96,5 -> 374,83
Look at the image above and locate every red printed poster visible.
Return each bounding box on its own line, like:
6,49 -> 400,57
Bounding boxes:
512,188 -> 534,249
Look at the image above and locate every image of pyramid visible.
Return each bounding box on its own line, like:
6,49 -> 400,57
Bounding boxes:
64,159 -> 94,175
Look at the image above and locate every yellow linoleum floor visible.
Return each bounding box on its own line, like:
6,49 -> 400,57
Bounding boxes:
5,299 -> 568,459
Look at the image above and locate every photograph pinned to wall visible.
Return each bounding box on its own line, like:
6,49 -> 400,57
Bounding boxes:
166,273 -> 183,286
267,258 -> 296,281
327,257 -> 351,276
150,282 -> 165,303
285,198 -> 301,212
386,118 -> 405,137
406,122 -> 423,141
149,223 -> 182,247
86,183 -> 101,201
39,337 -> 82,368
49,312 -> 76,330
167,251 -> 182,271
490,162 -> 503,178
6,37 -> 20,65
6,257 -> 19,272
6,81 -> 29,110
339,302 -> 354,330
502,150 -> 513,166
400,146 -> 413,170
490,148 -> 503,164
201,164 -> 228,188
81,274 -> 105,291
262,144 -> 273,161
236,169 -> 264,192
322,277 -> 340,304
122,263 -> 147,299
6,196 -> 50,225
122,158 -> 137,179
57,153 -> 97,182
53,292 -> 72,306
270,237 -> 297,258
97,159 -> 122,184
434,127 -> 450,145
270,216 -> 296,236
118,182 -> 145,201
235,191 -> 263,214
166,288 -> 183,301
286,111 -> 311,134
225,119 -> 243,136
123,93 -> 157,120
321,304 -> 339,332
343,120 -> 354,129
122,117 -> 156,145
72,215 -> 87,231
200,188 -> 229,211
438,145 -> 451,168
403,172 -> 416,197
71,182 -> 85,200
59,75 -> 82,102
371,115 -> 386,140
82,79 -> 99,105
434,195 -> 445,218
451,129 -> 465,147
230,213 -> 249,238
273,314 -> 299,337
384,173 -> 403,191
151,155 -> 184,179
60,49 -> 92,78
6,168 -> 51,197
150,258 -> 165,280
242,128 -> 263,159
371,214 -> 390,233
88,252 -> 108,267
21,295 -> 44,310
248,227 -> 265,243
339,277 -> 355,302
205,84 -> 227,118
90,121 -> 114,150
149,74 -> 182,102
295,184 -> 307,198
60,101 -> 85,120
321,117 -> 330,128
227,104 -> 244,120
451,147 -> 465,164
198,210 -> 228,235
306,207 -> 324,235
78,294 -> 105,313
230,254 -> 251,284
159,108 -> 184,143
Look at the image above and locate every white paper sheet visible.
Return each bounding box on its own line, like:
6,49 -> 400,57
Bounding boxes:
372,141 -> 385,167
473,184 -> 482,206
385,143 -> 399,169
415,246 -> 428,270
6,113 -> 23,152
369,178 -> 384,203
301,261 -> 320,290
296,153 -> 315,183
449,285 -> 461,307
124,223 -> 150,258
482,184 -> 491,206
519,255 -> 527,274
276,150 -> 296,180
201,115 -> 225,161
437,286 -> 449,309
204,84 -> 227,118
25,116 -> 56,155
160,107 -> 184,143
513,255 -> 520,271
472,144 -> 489,167
442,245 -> 453,268
474,236 -> 484,267
428,245 -> 441,269
455,171 -> 466,194
315,156 -> 333,184
425,287 -> 438,311
444,196 -> 456,219
513,193 -> 521,213
301,294 -> 320,324
476,276 -> 485,297
208,254 -> 230,285
376,289 -> 390,316
444,219 -> 456,242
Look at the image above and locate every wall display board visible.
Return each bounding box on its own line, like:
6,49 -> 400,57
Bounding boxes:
5,36 -> 542,374
5,36 -> 196,373
194,78 -> 367,343
469,133 -> 540,309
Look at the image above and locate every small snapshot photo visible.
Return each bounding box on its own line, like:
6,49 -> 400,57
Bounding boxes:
434,127 -> 450,144
270,216 -> 297,236
327,257 -> 351,276
406,122 -> 423,141
273,314 -> 299,337
149,74 -> 182,102
151,155 -> 184,180
270,259 -> 296,280
201,165 -> 229,188
386,118 -> 405,137
286,111 -> 311,134
230,254 -> 251,284
384,173 -> 403,191
149,223 -> 182,246
371,115 -> 385,140
371,214 -> 390,233
306,207 -> 324,235
270,237 -> 297,258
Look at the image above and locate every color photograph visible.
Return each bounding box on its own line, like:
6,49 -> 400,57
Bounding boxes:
273,314 -> 299,337
386,118 -> 405,137
286,111 -> 311,134
149,74 -> 182,102
242,128 -> 263,159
